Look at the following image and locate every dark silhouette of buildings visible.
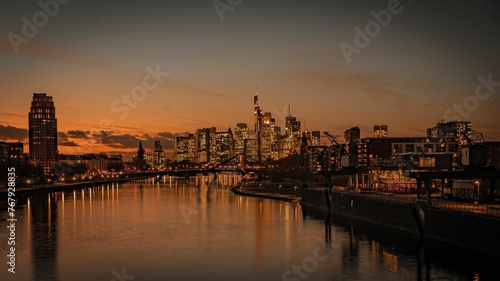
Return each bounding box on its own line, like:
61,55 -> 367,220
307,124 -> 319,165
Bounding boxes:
137,141 -> 145,160
0,141 -> 24,166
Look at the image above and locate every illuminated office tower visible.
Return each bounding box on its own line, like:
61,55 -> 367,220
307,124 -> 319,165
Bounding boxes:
253,87 -> 262,161
270,118 -> 281,161
260,112 -> 272,161
29,93 -> 57,177
234,123 -> 249,155
195,127 -> 216,163
281,106 -> 301,157
175,134 -> 196,162
311,131 -> 321,146
209,128 -> 233,164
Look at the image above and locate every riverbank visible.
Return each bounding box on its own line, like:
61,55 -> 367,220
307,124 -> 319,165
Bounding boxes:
230,186 -> 301,203
301,187 -> 500,257
0,176 -> 151,199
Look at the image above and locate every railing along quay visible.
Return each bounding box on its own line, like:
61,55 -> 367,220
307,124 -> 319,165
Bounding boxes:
328,186 -> 500,217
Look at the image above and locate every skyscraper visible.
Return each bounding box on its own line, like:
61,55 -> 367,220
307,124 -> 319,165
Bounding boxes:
253,87 -> 262,161
281,106 -> 301,157
260,112 -> 272,161
154,139 -> 166,168
234,123 -> 249,155
209,128 -> 234,164
195,127 -> 216,163
29,93 -> 57,176
175,134 -> 196,162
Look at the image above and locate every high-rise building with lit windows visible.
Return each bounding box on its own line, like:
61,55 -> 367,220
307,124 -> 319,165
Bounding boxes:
311,131 -> 321,146
175,134 -> 196,162
29,93 -> 57,176
260,112 -> 272,161
254,87 -> 262,161
281,107 -> 301,157
209,128 -> 233,164
270,118 -> 280,160
234,123 -> 249,155
195,127 -> 216,163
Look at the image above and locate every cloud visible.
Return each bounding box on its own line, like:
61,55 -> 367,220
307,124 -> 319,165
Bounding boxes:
0,125 -> 28,141
58,132 -> 69,143
67,130 -> 91,139
92,131 -> 144,149
89,130 -> 178,151
157,132 -> 176,139
58,131 -> 85,146
59,141 -> 79,147
0,125 -> 180,153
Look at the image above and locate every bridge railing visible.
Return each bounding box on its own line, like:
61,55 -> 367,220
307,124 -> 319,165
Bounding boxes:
330,186 -> 500,217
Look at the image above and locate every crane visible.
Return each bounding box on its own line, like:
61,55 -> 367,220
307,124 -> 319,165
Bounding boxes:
323,132 -> 347,154
457,127 -> 485,146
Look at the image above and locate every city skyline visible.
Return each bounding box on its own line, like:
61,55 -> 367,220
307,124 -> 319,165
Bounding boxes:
1,1 -> 499,160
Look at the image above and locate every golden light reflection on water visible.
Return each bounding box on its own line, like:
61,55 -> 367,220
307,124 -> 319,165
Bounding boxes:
1,176 -> 486,281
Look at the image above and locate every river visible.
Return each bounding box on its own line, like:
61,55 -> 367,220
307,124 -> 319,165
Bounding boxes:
0,176 -> 496,281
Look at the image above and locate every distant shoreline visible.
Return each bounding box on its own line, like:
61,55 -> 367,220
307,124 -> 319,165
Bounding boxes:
0,176 -> 152,199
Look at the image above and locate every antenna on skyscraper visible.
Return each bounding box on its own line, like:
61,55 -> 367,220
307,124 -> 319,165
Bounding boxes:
288,105 -> 291,116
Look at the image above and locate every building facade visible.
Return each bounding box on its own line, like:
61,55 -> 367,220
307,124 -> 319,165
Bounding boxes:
0,141 -> 24,166
29,93 -> 58,176
234,123 -> 249,156
175,134 -> 196,162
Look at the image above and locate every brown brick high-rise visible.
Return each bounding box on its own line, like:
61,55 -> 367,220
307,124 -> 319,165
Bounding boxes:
29,93 -> 58,177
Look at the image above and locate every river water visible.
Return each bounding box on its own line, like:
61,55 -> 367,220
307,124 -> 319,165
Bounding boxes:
1,176 -> 497,281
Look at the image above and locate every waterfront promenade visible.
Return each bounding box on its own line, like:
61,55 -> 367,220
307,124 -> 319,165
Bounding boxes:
330,186 -> 500,217
232,183 -> 500,217
230,186 -> 301,203
0,175 -> 151,199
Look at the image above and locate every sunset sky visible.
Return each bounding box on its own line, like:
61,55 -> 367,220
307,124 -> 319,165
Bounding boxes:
1,0 -> 499,160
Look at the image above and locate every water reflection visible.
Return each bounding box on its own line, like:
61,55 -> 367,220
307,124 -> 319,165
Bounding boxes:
30,193 -> 59,281
2,177 -> 496,281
